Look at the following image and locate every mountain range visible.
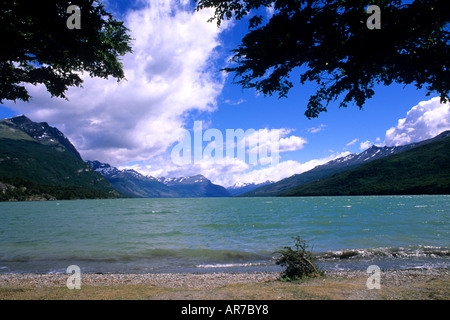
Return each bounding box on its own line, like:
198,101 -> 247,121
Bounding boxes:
86,160 -> 230,198
1,115 -> 449,201
240,130 -> 450,197
280,133 -> 450,196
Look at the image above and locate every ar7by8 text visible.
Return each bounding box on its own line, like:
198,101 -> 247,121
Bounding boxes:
181,304 -> 269,317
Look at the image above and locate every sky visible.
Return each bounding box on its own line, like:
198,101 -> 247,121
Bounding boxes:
1,0 -> 449,187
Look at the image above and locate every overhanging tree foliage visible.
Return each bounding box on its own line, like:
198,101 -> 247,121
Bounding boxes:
197,0 -> 450,118
0,0 -> 132,103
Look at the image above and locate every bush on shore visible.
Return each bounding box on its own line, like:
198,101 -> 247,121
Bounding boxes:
275,235 -> 323,281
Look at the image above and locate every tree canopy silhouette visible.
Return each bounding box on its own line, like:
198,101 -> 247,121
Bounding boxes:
197,0 -> 449,118
0,0 -> 132,103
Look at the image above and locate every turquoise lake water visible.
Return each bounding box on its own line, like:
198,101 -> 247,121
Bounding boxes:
0,196 -> 448,273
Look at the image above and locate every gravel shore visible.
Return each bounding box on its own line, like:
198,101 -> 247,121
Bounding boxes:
1,271 -> 278,289
0,269 -> 448,290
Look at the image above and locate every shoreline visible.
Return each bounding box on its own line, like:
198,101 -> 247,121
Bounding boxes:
1,268 -> 448,300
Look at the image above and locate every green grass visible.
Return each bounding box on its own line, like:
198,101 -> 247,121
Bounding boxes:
0,123 -> 35,141
1,277 -> 448,300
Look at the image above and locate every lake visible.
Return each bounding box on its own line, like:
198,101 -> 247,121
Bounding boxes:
0,195 -> 448,273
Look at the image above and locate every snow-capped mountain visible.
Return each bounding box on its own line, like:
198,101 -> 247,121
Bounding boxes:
86,161 -> 230,198
8,115 -> 82,160
159,174 -> 230,197
315,130 -> 450,171
280,133 -> 450,196
157,175 -> 208,185
241,130 -> 450,197
227,180 -> 275,196
321,145 -> 412,169
86,160 -> 122,177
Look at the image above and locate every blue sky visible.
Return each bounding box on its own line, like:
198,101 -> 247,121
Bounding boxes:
1,0 -> 449,187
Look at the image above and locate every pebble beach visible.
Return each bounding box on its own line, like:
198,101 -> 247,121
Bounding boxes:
0,269 -> 448,300
0,271 -> 279,289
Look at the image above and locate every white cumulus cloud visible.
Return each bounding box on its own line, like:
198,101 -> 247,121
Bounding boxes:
384,97 -> 450,146
244,128 -> 307,155
218,151 -> 350,187
6,0 -> 228,167
124,150 -> 350,188
360,140 -> 372,151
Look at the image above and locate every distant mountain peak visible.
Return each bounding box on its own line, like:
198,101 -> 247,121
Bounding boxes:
227,180 -> 275,196
230,180 -> 274,188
